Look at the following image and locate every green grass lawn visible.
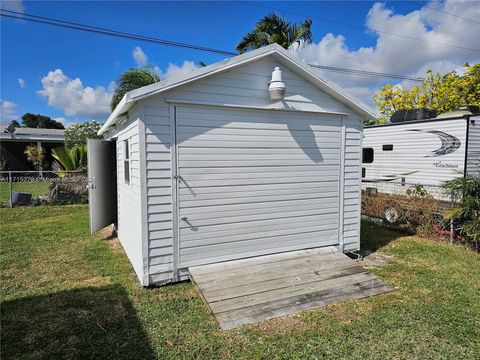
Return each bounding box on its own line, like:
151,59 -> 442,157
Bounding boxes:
0,181 -> 51,205
1,206 -> 479,359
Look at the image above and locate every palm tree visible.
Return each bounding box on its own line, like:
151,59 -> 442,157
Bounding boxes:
111,67 -> 160,110
237,13 -> 313,53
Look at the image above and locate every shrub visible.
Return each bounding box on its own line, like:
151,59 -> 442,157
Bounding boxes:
442,175 -> 480,252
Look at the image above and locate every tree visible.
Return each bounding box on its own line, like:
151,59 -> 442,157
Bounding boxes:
64,121 -> 102,148
373,63 -> 480,123
237,13 -> 312,53
6,120 -> 21,134
111,67 -> 160,110
52,145 -> 87,171
21,113 -> 64,129
24,145 -> 45,170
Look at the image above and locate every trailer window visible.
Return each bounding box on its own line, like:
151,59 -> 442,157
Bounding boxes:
382,144 -> 393,151
124,139 -> 130,184
362,148 -> 374,163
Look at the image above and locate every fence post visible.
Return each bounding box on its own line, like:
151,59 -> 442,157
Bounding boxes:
8,171 -> 13,208
449,218 -> 454,244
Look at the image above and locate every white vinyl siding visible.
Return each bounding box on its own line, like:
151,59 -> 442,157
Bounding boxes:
136,56 -> 364,285
144,106 -> 174,284
105,112 -> 144,283
466,116 -> 480,176
343,119 -> 362,251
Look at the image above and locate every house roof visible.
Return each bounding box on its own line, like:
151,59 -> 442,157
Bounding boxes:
0,126 -> 65,141
98,43 -> 376,135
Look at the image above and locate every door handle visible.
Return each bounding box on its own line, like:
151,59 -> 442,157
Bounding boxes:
181,216 -> 188,221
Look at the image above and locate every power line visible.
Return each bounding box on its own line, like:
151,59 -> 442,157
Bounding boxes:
0,10 -> 238,56
0,9 -> 424,82
242,1 -> 480,53
308,64 -> 424,82
410,1 -> 480,25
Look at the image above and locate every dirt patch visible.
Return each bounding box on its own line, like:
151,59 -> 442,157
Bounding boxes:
81,276 -> 113,287
251,315 -> 313,335
355,251 -> 395,268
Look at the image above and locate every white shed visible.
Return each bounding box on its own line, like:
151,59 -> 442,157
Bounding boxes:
88,44 -> 375,286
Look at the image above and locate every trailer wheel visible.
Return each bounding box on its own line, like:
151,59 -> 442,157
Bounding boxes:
383,205 -> 401,225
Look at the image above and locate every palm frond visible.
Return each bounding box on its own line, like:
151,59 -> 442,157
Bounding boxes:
287,19 -> 313,49
236,12 -> 313,53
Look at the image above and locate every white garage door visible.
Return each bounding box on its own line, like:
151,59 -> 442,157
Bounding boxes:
175,106 -> 342,268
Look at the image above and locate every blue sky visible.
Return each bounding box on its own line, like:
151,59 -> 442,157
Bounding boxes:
1,1 -> 479,126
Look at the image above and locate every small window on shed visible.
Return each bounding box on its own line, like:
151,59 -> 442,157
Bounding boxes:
362,148 -> 374,164
382,144 -> 393,151
124,139 -> 130,184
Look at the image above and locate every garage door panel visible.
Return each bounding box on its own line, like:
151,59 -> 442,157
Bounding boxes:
180,223 -> 339,249
181,202 -> 340,222
177,131 -> 340,143
180,206 -> 340,229
179,158 -> 340,168
179,181 -> 339,196
179,185 -> 339,201
179,230 -> 339,267
179,192 -> 339,208
181,197 -> 338,217
177,125 -> 341,139
176,140 -> 340,149
178,150 -> 339,161
177,107 -> 340,127
176,106 -> 342,267
179,175 -> 339,188
180,165 -> 339,175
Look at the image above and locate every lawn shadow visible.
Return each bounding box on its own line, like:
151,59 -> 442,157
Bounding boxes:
1,285 -> 155,360
360,219 -> 407,253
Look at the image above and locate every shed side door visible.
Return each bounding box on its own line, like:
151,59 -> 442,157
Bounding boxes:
87,138 -> 117,234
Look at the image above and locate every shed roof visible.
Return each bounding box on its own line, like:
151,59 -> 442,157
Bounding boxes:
99,44 -> 375,135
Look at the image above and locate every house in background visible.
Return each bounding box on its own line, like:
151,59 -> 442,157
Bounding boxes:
88,44 -> 375,286
0,125 -> 65,171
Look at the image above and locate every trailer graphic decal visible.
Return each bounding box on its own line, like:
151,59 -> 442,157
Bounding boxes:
407,129 -> 461,157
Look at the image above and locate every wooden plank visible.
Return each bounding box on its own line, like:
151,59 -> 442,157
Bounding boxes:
203,265 -> 368,302
208,272 -> 379,313
190,251 -> 349,285
189,248 -> 338,275
217,280 -> 391,329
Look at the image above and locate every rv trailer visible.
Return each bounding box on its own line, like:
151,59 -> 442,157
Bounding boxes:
362,113 -> 480,200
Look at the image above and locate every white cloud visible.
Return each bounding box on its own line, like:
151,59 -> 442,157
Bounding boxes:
38,69 -> 113,118
133,46 -> 148,67
2,0 -> 25,14
53,117 -> 78,128
295,0 -> 480,108
18,78 -> 25,89
0,100 -> 18,123
155,60 -> 198,80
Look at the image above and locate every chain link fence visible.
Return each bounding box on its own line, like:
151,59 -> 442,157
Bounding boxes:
0,171 -> 88,208
361,180 -> 464,244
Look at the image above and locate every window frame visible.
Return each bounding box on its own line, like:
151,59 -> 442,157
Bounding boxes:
362,147 -> 374,164
124,139 -> 130,185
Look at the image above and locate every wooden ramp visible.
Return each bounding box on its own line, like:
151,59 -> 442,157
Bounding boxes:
189,247 -> 391,329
